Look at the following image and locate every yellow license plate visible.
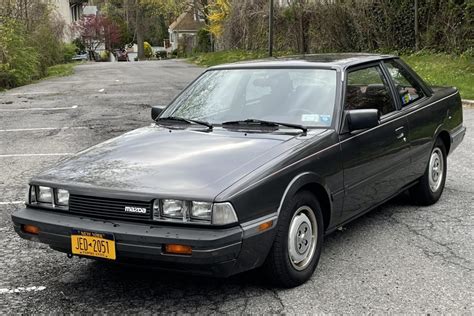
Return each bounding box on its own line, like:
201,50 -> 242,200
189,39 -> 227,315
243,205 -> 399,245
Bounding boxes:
71,229 -> 116,260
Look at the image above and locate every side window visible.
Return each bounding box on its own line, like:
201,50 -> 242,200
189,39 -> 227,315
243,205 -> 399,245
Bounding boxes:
345,66 -> 396,116
384,60 -> 425,106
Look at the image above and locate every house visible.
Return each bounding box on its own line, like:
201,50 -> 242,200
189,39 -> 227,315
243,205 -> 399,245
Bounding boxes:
51,0 -> 97,42
168,6 -> 206,54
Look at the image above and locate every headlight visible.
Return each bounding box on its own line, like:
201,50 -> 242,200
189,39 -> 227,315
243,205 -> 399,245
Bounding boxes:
56,189 -> 69,206
191,201 -> 212,221
37,186 -> 53,203
29,185 -> 69,209
162,199 -> 187,219
153,199 -> 238,225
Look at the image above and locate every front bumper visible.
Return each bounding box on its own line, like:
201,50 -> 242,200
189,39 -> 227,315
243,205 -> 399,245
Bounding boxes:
12,207 -> 276,277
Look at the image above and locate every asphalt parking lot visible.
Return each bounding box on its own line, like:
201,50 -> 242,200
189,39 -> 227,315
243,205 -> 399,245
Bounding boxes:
0,60 -> 472,313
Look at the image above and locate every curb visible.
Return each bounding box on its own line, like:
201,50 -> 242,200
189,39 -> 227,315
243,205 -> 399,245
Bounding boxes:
462,99 -> 474,108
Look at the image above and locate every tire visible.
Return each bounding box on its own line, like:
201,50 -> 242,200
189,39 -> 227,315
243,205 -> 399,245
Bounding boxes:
410,138 -> 447,205
263,191 -> 324,288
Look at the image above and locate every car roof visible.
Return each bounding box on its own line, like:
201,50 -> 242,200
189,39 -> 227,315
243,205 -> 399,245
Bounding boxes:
208,53 -> 396,71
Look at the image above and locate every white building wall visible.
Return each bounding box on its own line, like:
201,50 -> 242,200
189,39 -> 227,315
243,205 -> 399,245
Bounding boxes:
50,0 -> 74,41
50,0 -> 92,42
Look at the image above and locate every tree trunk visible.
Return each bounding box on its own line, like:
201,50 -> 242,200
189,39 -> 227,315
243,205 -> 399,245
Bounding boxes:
136,1 -> 145,60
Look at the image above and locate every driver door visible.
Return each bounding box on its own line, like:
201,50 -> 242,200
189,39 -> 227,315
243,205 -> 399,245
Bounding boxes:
339,63 -> 411,222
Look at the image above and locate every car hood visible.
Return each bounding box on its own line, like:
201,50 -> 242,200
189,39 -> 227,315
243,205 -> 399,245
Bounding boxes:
33,125 -> 326,200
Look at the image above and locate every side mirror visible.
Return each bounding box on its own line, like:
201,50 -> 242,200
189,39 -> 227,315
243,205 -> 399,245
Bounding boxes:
151,106 -> 164,121
346,109 -> 379,131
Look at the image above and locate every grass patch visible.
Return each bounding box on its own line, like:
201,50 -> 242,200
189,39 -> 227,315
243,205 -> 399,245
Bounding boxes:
402,53 -> 474,100
45,62 -> 78,78
189,51 -> 474,99
1,62 -> 80,91
189,50 -> 270,67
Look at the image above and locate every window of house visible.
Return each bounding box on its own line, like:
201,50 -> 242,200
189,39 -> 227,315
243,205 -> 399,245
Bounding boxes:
384,60 -> 425,107
345,65 -> 396,116
71,5 -> 82,22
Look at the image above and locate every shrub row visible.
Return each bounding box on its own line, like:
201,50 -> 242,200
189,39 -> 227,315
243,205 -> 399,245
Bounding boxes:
0,8 -> 77,89
221,0 -> 472,55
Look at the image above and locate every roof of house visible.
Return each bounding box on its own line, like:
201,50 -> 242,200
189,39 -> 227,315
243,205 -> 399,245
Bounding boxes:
169,8 -> 205,32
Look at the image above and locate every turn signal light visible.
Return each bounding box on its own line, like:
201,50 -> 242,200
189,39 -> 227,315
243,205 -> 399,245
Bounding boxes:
164,244 -> 192,255
258,220 -> 274,232
22,224 -> 40,235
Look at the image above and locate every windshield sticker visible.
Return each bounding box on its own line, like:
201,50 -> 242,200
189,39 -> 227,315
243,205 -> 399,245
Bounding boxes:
301,114 -> 320,122
320,115 -> 332,125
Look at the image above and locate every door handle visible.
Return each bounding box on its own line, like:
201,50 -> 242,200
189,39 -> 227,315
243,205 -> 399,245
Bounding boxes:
395,126 -> 406,141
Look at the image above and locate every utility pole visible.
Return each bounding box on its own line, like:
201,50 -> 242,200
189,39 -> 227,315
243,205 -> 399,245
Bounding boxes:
268,0 -> 274,57
136,0 -> 144,60
414,0 -> 419,51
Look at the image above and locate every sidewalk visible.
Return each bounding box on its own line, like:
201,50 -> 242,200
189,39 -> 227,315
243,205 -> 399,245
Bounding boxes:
462,99 -> 474,108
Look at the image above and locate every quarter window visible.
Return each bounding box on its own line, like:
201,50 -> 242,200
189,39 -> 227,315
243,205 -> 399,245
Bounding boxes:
384,60 -> 425,106
345,66 -> 396,116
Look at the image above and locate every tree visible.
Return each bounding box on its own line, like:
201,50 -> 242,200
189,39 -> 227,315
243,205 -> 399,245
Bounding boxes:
0,0 -> 68,83
73,14 -> 121,60
0,18 -> 40,88
93,0 -> 187,60
207,0 -> 230,37
135,0 -> 188,59
136,1 -> 145,59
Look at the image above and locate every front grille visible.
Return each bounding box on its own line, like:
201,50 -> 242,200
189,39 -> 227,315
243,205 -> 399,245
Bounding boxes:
69,195 -> 152,221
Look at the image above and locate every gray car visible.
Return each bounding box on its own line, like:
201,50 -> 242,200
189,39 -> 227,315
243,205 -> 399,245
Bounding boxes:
12,54 -> 466,287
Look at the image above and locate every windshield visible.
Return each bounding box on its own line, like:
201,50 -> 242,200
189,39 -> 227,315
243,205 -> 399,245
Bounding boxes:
161,68 -> 337,128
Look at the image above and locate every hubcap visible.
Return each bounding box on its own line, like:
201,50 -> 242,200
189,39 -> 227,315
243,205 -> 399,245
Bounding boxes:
428,147 -> 444,192
288,206 -> 318,271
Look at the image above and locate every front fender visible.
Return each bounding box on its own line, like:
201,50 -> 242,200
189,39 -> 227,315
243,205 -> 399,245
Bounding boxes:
275,172 -> 332,217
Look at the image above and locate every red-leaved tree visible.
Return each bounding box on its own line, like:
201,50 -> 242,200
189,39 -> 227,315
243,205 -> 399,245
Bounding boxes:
72,14 -> 121,60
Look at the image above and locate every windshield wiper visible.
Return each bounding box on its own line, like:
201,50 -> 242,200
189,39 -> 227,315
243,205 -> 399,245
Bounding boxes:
222,119 -> 307,133
157,116 -> 213,130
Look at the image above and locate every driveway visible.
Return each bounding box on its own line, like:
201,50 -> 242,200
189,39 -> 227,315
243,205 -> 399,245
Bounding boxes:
0,60 -> 472,313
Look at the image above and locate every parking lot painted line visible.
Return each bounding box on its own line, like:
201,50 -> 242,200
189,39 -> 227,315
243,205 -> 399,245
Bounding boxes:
0,286 -> 46,294
0,105 -> 78,112
0,153 -> 73,158
0,201 -> 24,205
4,91 -> 57,96
0,126 -> 88,132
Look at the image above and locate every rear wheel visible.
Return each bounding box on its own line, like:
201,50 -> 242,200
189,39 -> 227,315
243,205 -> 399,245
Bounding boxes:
263,191 -> 324,288
410,138 -> 447,205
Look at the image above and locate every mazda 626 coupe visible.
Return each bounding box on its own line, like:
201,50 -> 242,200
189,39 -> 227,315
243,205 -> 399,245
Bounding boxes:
12,54 -> 466,287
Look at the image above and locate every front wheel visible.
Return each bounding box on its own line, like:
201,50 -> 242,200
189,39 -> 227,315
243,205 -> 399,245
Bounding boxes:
263,191 -> 324,288
410,138 -> 447,205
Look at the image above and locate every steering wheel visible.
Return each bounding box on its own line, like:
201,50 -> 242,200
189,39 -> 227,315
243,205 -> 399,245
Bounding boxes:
288,108 -> 314,115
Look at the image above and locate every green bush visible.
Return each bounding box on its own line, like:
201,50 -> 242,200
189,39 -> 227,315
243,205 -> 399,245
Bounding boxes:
0,72 -> 18,89
62,43 -> 78,63
144,41 -> 153,58
0,3 -> 79,89
0,19 -> 40,88
195,28 -> 211,53
29,20 -> 65,76
99,50 -> 110,62
72,38 -> 86,53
